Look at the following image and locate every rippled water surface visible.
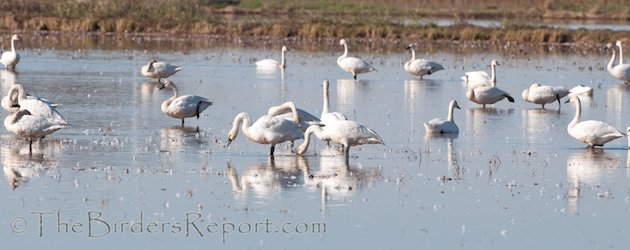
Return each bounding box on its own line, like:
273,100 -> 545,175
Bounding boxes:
1,41 -> 630,249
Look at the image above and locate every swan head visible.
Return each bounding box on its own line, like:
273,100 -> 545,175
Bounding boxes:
11,35 -> 20,42
406,44 -> 416,50
616,40 -> 623,47
339,39 -> 347,46
530,82 -> 541,88
158,79 -> 174,90
565,95 -> 580,104
491,60 -> 499,66
605,42 -> 614,50
322,80 -> 329,88
450,100 -> 461,110
281,46 -> 287,52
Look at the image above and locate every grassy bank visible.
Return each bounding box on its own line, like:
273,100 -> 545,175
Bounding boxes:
1,0 -> 630,48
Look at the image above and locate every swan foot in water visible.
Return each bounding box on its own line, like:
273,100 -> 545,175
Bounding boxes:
270,145 -> 275,156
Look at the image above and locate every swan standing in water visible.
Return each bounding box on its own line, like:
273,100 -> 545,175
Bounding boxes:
521,83 -> 570,110
1,84 -> 66,124
1,35 -> 20,69
4,110 -> 68,152
297,120 -> 383,158
159,80 -> 212,127
461,59 -> 499,87
337,39 -> 376,79
141,59 -> 182,82
424,100 -> 460,134
404,44 -> 444,79
565,95 -> 623,148
255,46 -> 287,69
227,101 -> 307,156
605,42 -> 630,83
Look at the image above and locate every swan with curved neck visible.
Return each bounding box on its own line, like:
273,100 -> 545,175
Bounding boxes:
296,120 -> 383,158
461,59 -> 499,87
1,84 -> 67,124
141,59 -> 182,82
404,44 -> 444,79
617,40 -> 624,65
159,80 -> 212,126
227,101 -> 305,156
521,83 -> 570,110
337,39 -> 376,79
565,95 -> 623,147
605,42 -> 630,83
256,46 -> 287,69
4,109 -> 68,153
1,35 -> 20,69
424,100 -> 460,134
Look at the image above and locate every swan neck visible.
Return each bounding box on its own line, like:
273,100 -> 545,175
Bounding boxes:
490,63 -> 497,87
280,49 -> 285,68
323,83 -> 330,114
299,125 -> 322,153
608,47 -> 617,71
341,43 -> 348,58
14,85 -> 26,100
618,43 -> 624,64
570,98 -> 581,127
447,102 -> 455,122
10,38 -> 16,52
410,48 -> 416,61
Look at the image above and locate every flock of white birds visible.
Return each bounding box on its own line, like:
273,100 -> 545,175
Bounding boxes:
2,35 -> 630,157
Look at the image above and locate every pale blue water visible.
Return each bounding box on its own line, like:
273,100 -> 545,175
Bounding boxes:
1,41 -> 630,249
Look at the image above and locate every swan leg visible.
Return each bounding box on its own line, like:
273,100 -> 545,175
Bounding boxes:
196,102 -> 202,119
29,140 -> 33,155
270,145 -> 275,156
181,119 -> 185,127
353,74 -> 357,80
344,146 -> 350,160
556,94 -> 561,111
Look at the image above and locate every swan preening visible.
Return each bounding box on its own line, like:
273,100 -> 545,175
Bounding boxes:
424,100 -> 460,134
404,44 -> 444,79
227,101 -> 318,156
256,46 -> 287,69
337,39 -> 376,79
1,35 -> 20,69
4,109 -> 68,152
605,42 -> 630,83
158,80 -> 212,126
565,95 -> 624,148
521,83 -> 570,109
569,84 -> 594,96
461,59 -> 499,87
297,121 -> 384,158
141,59 -> 182,81
1,84 -> 67,124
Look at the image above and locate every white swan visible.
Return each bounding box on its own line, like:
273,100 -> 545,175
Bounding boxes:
141,59 -> 182,81
0,35 -> 20,69
617,40 -> 625,65
404,44 -> 444,79
4,110 -> 68,152
320,80 -> 347,124
159,80 -> 212,126
466,85 -> 514,108
337,39 -> 376,79
255,46 -> 287,69
521,83 -> 570,109
424,100 -> 460,134
569,84 -> 593,96
461,59 -> 499,87
227,101 -> 306,156
605,42 -> 630,83
565,95 -> 623,148
1,84 -> 66,124
297,120 -> 383,158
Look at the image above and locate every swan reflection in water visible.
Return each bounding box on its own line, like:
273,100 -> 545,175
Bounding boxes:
424,134 -> 462,180
160,126 -> 205,153
521,109 -> 562,144
227,152 -> 382,210
140,81 -> 162,106
303,147 -> 382,210
1,143 -> 60,190
566,149 -> 621,213
227,157 -> 308,202
336,79 -> 371,116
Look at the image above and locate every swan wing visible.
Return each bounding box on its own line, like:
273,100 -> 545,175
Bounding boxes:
570,120 -> 623,146
462,71 -> 490,83
338,57 -> 376,74
424,118 -> 459,134
255,59 -> 280,69
168,95 -> 212,118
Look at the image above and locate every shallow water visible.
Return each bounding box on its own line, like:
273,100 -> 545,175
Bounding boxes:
1,42 -> 630,249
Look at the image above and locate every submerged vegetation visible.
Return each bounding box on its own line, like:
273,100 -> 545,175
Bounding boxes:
1,0 -> 630,47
